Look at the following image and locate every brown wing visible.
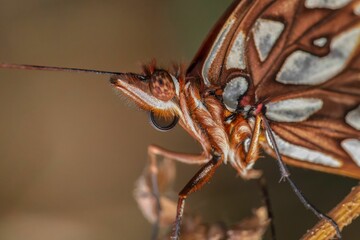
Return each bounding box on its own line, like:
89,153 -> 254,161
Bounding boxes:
261,71 -> 360,178
252,0 -> 360,179
186,0 -> 275,87
186,0 -> 360,178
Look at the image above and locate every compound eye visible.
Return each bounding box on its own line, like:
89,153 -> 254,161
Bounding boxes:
150,70 -> 175,101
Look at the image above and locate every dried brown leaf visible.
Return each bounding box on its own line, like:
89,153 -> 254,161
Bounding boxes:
227,206 -> 270,240
133,158 -> 177,226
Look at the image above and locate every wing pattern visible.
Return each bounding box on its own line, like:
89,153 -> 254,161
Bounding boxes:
186,0 -> 360,178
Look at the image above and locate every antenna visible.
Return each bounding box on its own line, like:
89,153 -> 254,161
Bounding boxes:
0,63 -> 124,76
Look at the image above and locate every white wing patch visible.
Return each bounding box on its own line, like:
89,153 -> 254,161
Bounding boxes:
202,18 -> 235,86
265,98 -> 323,122
346,105 -> 360,130
266,131 -> 342,167
223,76 -> 248,111
341,139 -> 360,167
305,0 -> 352,9
355,2 -> 360,16
276,26 -> 360,85
226,31 -> 246,70
313,37 -> 328,47
252,18 -> 285,62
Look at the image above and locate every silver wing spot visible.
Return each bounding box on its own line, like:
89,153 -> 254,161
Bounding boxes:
202,18 -> 235,86
226,31 -> 246,70
223,76 -> 248,111
252,18 -> 284,62
276,26 -> 360,85
341,139 -> 360,167
266,131 -> 342,167
313,37 -> 328,47
346,105 -> 360,130
355,3 -> 360,16
305,0 -> 352,9
265,98 -> 323,122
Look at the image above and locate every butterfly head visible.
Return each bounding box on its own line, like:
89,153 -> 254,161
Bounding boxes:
110,66 -> 181,120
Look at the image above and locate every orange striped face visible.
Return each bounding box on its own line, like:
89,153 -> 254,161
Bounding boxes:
110,68 -> 181,119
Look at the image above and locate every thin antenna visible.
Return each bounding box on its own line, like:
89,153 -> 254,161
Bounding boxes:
0,63 -> 123,76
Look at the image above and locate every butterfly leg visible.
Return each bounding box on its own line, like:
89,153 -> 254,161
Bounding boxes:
243,116 -> 276,239
244,115 -> 262,165
261,115 -> 342,239
302,184 -> 360,239
147,145 -> 210,240
171,154 -> 223,240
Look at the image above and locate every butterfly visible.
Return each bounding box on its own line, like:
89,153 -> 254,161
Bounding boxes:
1,0 -> 360,239
170,0 -> 360,238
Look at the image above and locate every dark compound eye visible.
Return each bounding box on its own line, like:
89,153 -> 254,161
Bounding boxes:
149,111 -> 179,132
150,70 -> 176,101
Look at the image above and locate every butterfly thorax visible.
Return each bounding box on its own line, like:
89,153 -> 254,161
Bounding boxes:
179,79 -> 258,174
110,63 -> 261,174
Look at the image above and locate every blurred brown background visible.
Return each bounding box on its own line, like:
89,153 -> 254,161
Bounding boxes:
0,0 -> 358,239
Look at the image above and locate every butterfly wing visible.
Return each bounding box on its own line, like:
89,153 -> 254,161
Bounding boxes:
186,0 -> 360,178
255,0 -> 360,179
186,0 -> 273,87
